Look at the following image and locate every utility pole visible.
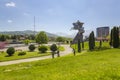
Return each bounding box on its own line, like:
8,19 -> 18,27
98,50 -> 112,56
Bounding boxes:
34,16 -> 36,36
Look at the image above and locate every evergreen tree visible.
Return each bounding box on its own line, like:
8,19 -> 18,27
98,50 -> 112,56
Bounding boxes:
117,27 -> 120,48
89,31 -> 95,50
92,31 -> 95,48
113,27 -> 119,48
89,33 -> 92,50
78,39 -> 81,52
110,29 -> 113,47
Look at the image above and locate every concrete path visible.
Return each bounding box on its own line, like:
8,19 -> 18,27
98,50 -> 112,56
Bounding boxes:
0,45 -> 72,66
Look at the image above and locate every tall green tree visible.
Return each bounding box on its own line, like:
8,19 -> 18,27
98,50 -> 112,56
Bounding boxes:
89,32 -> 92,50
110,29 -> 113,47
0,35 -> 6,41
89,31 -> 95,50
56,37 -> 65,43
113,27 -> 119,48
78,39 -> 81,52
117,27 -> 120,47
119,26 -> 120,47
35,31 -> 48,44
92,31 -> 95,47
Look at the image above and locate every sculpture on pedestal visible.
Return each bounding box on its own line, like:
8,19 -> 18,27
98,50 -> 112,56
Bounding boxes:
71,20 -> 85,52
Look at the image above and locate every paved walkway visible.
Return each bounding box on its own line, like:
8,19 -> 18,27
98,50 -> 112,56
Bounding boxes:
0,45 -> 72,66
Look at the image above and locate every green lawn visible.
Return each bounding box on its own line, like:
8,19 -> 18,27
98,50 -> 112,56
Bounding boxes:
58,46 -> 65,51
0,48 -> 120,80
0,46 -> 65,62
0,51 -> 50,62
71,41 -> 110,51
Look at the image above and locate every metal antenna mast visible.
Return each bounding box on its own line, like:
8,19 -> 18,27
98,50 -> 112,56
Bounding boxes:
34,16 -> 36,36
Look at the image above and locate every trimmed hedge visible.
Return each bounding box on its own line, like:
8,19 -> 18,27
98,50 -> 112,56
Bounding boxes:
6,47 -> 15,56
50,44 -> 58,52
29,44 -> 36,52
18,51 -> 26,56
38,45 -> 48,53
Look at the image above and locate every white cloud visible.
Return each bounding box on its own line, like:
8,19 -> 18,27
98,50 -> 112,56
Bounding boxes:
7,20 -> 13,23
23,13 -> 30,16
5,2 -> 16,7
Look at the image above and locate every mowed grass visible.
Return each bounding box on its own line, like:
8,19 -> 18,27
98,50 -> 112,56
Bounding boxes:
58,46 -> 65,51
0,51 -> 51,62
72,41 -> 110,51
0,48 -> 120,80
0,46 -> 65,62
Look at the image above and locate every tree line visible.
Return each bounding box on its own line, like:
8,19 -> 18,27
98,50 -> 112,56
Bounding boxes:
88,26 -> 120,51
0,31 -> 72,45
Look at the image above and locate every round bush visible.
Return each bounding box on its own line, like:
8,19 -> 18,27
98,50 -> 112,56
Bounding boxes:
6,47 -> 15,56
38,45 -> 48,53
18,51 -> 26,56
29,44 -> 36,51
50,44 -> 58,52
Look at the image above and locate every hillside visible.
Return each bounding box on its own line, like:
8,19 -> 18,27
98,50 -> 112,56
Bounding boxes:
0,30 -> 58,37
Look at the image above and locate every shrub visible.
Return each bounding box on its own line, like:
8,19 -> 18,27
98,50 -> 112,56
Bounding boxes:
6,47 -> 15,56
18,51 -> 26,56
38,45 -> 48,53
24,39 -> 30,45
29,44 -> 36,52
50,44 -> 58,52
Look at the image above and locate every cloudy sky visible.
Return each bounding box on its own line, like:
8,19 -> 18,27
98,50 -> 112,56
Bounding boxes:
0,0 -> 120,36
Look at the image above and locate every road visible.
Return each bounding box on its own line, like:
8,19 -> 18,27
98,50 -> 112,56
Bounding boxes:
0,45 -> 72,66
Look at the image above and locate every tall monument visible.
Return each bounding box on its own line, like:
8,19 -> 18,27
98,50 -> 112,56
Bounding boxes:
71,20 -> 85,44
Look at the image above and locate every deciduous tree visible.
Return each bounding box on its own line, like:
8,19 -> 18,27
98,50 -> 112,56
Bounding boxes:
35,31 -> 48,44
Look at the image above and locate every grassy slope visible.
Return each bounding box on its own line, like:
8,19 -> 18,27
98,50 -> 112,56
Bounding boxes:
0,48 -> 120,80
72,41 -> 110,51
